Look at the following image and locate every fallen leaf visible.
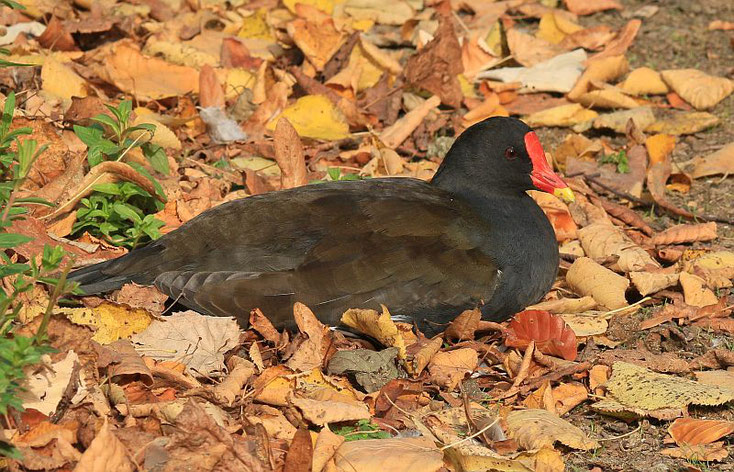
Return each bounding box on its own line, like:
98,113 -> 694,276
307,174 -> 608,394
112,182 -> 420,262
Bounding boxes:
537,13 -> 582,44
284,428 -> 313,472
74,420 -> 134,472
103,339 -> 154,386
428,348 -> 478,390
709,20 -> 734,30
288,17 -> 345,70
651,222 -> 718,245
273,118 -> 308,189
131,311 -> 241,377
379,95 -> 441,149
67,302 -> 152,344
606,362 -> 734,410
527,296 -> 597,313
646,137 -> 695,219
553,382 -> 589,415
661,69 -> 734,110
669,418 -> 734,446
590,20 -> 641,61
41,56 -> 88,101
507,28 -> 564,67
290,395 -> 370,426
341,306 -> 407,359
568,55 -> 629,100
505,310 -> 578,361
620,67 -> 669,95
560,25 -> 617,51
404,17 -> 463,107
270,95 -> 350,140
592,107 -> 656,134
575,88 -> 642,109
561,314 -> 608,337
506,409 -> 599,450
479,49 -> 586,94
327,348 -> 399,393
38,16 -> 76,51
679,272 -> 719,307
564,0 -> 622,15
19,351 -> 81,416
333,437 -> 443,472
566,257 -> 629,309
445,308 -> 482,340
212,356 -> 255,406
629,271 -> 680,296
343,0 -> 415,25
112,283 -> 168,316
690,142 -> 734,179
578,222 -> 659,272
645,112 -> 719,135
661,442 -> 729,462
313,427 -> 344,472
524,103 -> 598,128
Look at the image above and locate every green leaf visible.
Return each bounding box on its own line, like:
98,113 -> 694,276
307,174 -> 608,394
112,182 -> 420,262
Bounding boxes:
113,203 -> 143,224
126,162 -> 166,202
91,114 -> 120,136
0,91 -> 15,138
0,263 -> 29,277
73,124 -> 104,147
142,143 -> 169,175
92,183 -> 123,195
0,233 -> 31,248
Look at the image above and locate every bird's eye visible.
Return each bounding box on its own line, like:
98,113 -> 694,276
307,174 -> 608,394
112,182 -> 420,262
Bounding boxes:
504,146 -> 517,160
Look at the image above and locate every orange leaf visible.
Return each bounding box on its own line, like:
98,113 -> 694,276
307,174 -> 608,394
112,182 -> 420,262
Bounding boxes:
669,418 -> 734,446
651,222 -> 717,246
645,134 -> 676,165
505,310 -> 578,361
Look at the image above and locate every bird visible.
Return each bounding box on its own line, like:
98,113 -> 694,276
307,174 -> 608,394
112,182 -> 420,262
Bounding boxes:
68,116 -> 574,333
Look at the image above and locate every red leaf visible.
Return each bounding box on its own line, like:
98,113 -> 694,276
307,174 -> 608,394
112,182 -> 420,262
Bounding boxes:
505,310 -> 578,361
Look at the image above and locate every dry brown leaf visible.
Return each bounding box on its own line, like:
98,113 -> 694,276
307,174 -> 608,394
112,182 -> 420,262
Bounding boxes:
528,296 -> 597,313
620,67 -> 669,95
709,20 -> 734,30
313,427 -> 344,472
290,395 -> 370,426
629,271 -> 680,296
74,420 -> 134,472
576,88 -> 642,109
578,222 -> 659,272
506,409 -> 599,450
286,303 -> 330,372
651,222 -> 718,246
568,55 -> 629,100
553,382 -> 589,416
661,69 -> 734,110
38,16 -> 76,51
561,314 -> 608,337
212,356 -> 255,406
93,40 -> 199,101
341,306 -> 407,359
273,118 -> 308,189
661,442 -> 729,462
524,103 -> 598,128
564,0 -> 622,15
645,111 -> 719,135
590,20 -> 641,61
445,308 -> 482,340
411,337 -> 443,377
199,64 -> 225,109
669,418 -> 734,446
507,28 -> 564,67
646,138 -> 695,219
428,348 -> 478,390
505,310 -> 578,361
284,428 -> 313,472
690,142 -> 734,179
566,257 -> 629,309
333,437 -> 443,472
249,308 -> 281,344
41,56 -> 88,101
679,272 -> 719,307
560,25 -> 617,51
404,17 -> 463,108
288,17 -> 345,70
379,95 -> 441,149
529,191 -> 578,242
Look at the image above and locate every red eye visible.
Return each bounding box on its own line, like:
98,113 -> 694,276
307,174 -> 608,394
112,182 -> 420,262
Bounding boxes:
505,146 -> 517,160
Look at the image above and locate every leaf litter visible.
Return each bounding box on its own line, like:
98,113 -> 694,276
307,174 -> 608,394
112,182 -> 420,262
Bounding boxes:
2,0 -> 734,471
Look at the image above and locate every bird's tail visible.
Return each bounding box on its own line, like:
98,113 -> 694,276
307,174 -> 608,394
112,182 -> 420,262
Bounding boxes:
68,243 -> 163,295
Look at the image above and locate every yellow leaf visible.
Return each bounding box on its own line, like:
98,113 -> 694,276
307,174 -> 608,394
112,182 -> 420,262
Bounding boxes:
287,18 -> 345,70
645,112 -> 719,135
225,68 -> 256,100
268,95 -> 349,140
661,69 -> 734,110
620,67 -> 669,95
67,302 -> 152,344
343,0 -> 415,26
41,56 -> 88,101
645,133 -> 676,165
524,103 -> 598,128
132,112 -> 181,150
428,348 -> 478,390
578,222 -> 659,272
561,314 -> 607,337
568,55 -> 628,100
485,21 -> 503,57
606,362 -> 734,410
575,88 -> 642,109
537,13 -> 582,44
341,306 -> 407,359
566,257 -> 629,309
238,8 -> 274,41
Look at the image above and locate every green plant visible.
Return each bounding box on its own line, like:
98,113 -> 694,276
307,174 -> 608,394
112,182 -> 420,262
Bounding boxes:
332,419 -> 391,441
311,167 -> 364,184
0,92 -> 74,458
599,149 -> 630,174
71,100 -> 167,248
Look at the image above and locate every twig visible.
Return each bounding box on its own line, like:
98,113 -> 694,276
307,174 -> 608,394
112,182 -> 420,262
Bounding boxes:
440,417 -> 500,451
598,424 -> 642,442
50,360 -> 81,423
519,361 -> 592,394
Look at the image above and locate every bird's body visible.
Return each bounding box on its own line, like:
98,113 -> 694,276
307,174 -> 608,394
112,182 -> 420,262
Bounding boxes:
69,117 -> 572,332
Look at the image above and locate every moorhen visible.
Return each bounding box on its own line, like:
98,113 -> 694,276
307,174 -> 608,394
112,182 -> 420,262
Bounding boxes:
69,117 -> 574,332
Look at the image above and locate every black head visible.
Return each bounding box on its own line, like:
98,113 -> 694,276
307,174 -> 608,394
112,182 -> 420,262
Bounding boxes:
431,117 -> 572,201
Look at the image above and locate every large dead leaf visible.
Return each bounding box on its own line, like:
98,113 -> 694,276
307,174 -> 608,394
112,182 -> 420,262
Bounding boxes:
661,69 -> 734,110
524,103 -> 598,128
592,107 -> 656,134
74,420 -> 134,472
333,437 -> 443,472
645,112 -> 719,135
606,362 -> 734,410
290,395 -> 370,426
19,351 -> 81,416
288,17 -> 345,70
590,20 -> 641,61
428,348 -> 478,390
620,67 -> 669,95
690,142 -> 734,179
505,310 -> 578,361
479,49 -> 586,94
578,222 -> 659,272
506,409 -> 599,450
651,222 -> 717,245
41,56 -> 88,101
67,302 -> 152,344
341,306 -> 407,359
669,418 -> 734,446
270,95 -> 349,140
131,311 -> 240,377
678,272 -> 719,307
564,0 -> 622,15
507,28 -> 564,67
92,40 -> 199,101
568,54 -> 628,100
566,257 -> 629,309
404,17 -> 463,108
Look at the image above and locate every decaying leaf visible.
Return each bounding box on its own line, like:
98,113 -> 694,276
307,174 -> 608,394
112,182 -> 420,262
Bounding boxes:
668,418 -> 734,446
651,222 -> 717,246
629,271 -> 679,296
619,67 -> 669,95
428,348 -> 478,390
678,272 -> 719,307
661,69 -> 734,110
505,310 -> 578,361
74,420 -> 134,472
566,257 -> 629,309
506,409 -> 599,450
333,437 -> 443,472
524,103 -> 598,128
341,306 -> 407,359
606,362 -> 734,410
690,142 -> 734,179
577,222 -> 659,272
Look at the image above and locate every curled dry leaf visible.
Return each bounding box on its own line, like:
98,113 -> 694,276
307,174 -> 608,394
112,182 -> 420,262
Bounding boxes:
645,111 -> 719,135
651,222 -> 717,246
661,442 -> 729,462
288,17 -> 345,70
553,382 -> 589,416
568,54 -> 629,100
564,0 -> 622,16
524,103 -> 598,128
527,296 -> 597,313
566,257 -> 629,310
273,118 -> 308,189
333,437 -> 444,472
690,142 -> 734,179
427,348 -> 478,390
74,420 -> 134,472
505,310 -> 578,361
507,28 -> 564,68
668,418 -> 734,446
629,271 -> 679,296
597,199 -> 653,235
576,88 -> 642,109
529,191 -> 578,242
445,308 -> 482,340
379,95 -> 441,149
286,303 -> 331,372
620,67 -> 669,95
506,409 -> 599,450
313,427 -> 344,472
590,19 -> 641,61
661,69 -> 734,110
212,356 -> 255,406
290,394 -> 370,426
578,222 -> 659,272
284,428 -> 314,472
341,306 -> 407,359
